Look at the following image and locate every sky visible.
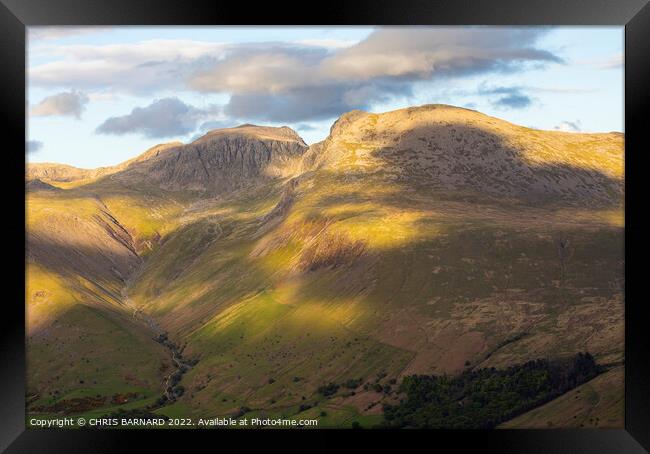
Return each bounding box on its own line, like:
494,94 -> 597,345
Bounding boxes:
26,26 -> 624,169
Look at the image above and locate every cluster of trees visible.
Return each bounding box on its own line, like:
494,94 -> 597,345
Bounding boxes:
316,377 -> 366,397
317,383 -> 340,397
344,378 -> 363,389
317,374 -> 393,399
383,353 -> 600,429
362,372 -> 395,394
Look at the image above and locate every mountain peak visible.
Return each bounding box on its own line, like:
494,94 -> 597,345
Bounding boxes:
193,124 -> 307,148
112,124 -> 308,193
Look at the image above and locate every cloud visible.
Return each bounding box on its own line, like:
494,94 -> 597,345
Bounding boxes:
27,140 -> 43,154
30,90 -> 89,118
225,82 -> 412,123
493,93 -> 532,109
30,40 -> 227,94
190,45 -> 327,94
321,28 -> 562,81
478,84 -> 533,109
190,28 -> 559,94
189,27 -> 559,121
95,97 -> 223,138
554,120 -> 582,132
29,28 -> 561,122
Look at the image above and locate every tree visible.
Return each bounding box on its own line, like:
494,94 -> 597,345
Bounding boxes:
317,383 -> 340,397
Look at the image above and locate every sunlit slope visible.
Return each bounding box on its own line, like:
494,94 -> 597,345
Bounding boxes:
26,189 -> 170,416
126,105 -> 623,423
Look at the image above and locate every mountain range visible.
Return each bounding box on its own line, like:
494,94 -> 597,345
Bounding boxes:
25,104 -> 624,428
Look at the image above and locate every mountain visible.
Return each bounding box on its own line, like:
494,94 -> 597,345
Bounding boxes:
25,107 -> 624,428
110,124 -> 308,193
28,125 -> 308,193
27,162 -> 108,183
303,105 -> 622,204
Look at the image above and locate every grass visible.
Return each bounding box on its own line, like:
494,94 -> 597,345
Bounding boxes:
26,300 -> 168,413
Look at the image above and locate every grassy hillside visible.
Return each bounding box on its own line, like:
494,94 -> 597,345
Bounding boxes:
125,180 -> 623,424
26,107 -> 624,427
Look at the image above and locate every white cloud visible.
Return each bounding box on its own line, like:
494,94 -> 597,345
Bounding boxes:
30,90 -> 89,118
30,40 -> 228,94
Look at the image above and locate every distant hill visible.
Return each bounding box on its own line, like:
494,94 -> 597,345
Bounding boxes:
26,142 -> 183,183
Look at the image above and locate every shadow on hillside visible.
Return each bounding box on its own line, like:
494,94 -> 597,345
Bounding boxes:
309,122 -> 623,213
26,233 -> 139,307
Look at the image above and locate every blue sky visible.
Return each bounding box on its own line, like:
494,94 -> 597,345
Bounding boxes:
27,26 -> 623,169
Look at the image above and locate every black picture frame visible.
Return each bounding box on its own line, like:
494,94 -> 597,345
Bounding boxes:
2,0 -> 648,452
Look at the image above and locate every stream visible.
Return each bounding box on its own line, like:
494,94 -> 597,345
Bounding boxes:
121,290 -> 197,407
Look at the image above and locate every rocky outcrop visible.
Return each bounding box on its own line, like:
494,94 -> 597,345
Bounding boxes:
113,125 -> 308,193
